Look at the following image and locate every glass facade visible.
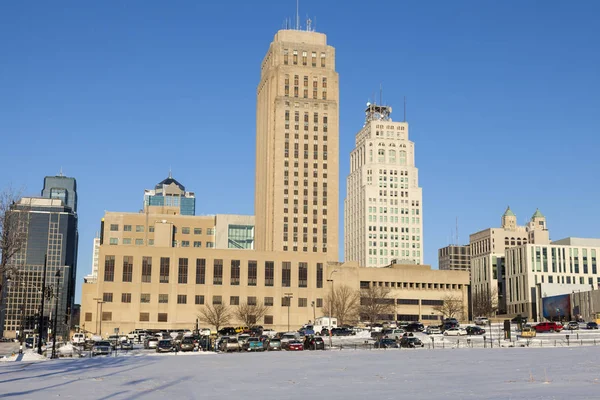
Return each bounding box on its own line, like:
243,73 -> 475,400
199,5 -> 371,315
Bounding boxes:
227,224 -> 254,249
1,199 -> 78,340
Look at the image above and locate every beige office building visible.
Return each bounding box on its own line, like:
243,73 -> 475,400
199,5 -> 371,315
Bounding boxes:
470,207 -> 549,314
255,28 -> 339,260
80,209 -> 469,336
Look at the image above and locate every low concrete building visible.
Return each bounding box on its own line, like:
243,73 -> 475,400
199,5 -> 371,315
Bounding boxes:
81,210 -> 469,336
439,245 -> 471,274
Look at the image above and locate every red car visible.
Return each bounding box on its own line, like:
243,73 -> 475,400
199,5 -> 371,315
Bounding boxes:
534,322 -> 563,333
287,340 -> 304,351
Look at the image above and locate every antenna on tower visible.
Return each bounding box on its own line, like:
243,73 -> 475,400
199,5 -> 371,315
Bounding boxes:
296,0 -> 300,30
456,216 -> 459,245
59,167 -> 63,177
403,96 -> 407,122
379,83 -> 383,106
306,16 -> 312,32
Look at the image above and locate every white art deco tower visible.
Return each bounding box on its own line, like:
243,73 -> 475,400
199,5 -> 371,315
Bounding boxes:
344,103 -> 423,267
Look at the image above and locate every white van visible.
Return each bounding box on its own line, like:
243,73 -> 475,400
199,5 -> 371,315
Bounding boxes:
72,333 -> 85,344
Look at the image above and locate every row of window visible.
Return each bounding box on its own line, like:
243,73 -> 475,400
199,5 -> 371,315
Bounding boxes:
104,256 -> 325,288
102,292 -> 325,308
108,238 -> 215,248
109,224 -> 215,236
360,281 -> 464,291
283,49 -> 326,67
89,312 -> 277,325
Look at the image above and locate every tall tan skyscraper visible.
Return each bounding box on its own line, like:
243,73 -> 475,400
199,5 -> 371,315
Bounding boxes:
255,28 -> 339,260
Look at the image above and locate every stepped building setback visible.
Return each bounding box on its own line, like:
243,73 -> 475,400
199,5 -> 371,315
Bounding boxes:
345,103 -> 423,267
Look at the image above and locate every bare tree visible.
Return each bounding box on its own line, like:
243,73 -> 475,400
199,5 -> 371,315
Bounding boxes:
433,294 -> 464,320
359,285 -> 396,326
322,284 -> 360,326
472,287 -> 499,317
198,303 -> 232,333
234,301 -> 270,327
0,187 -> 27,299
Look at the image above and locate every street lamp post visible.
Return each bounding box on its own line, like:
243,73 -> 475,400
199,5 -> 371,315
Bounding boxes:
93,297 -> 105,337
51,268 -> 61,359
37,254 -> 48,355
311,301 -> 316,324
284,293 -> 293,332
326,270 -> 338,348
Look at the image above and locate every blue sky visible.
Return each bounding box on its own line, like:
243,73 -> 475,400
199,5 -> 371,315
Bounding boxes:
2,1 -> 599,304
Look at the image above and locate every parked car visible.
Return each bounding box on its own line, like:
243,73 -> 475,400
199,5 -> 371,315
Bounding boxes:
218,327 -> 237,336
405,323 -> 425,333
237,334 -> 251,346
144,336 -> 159,349
466,326 -> 486,335
280,332 -> 300,347
444,327 -> 467,336
221,337 -> 241,353
534,322 -> 563,333
262,329 -> 276,338
264,338 -> 282,351
107,335 -> 120,350
511,315 -> 528,325
426,326 -> 442,335
442,322 -> 459,331
374,338 -> 400,349
566,321 -> 580,330
443,318 -> 459,325
520,327 -> 537,338
244,337 -> 264,352
92,341 -> 112,356
587,322 -> 599,330
156,339 -> 174,353
120,340 -> 134,350
303,336 -> 325,350
199,328 -> 212,336
370,323 -> 384,333
331,327 -> 354,336
180,337 -> 196,352
235,326 -> 248,334
286,340 -> 304,351
400,337 -> 424,348
474,317 -> 489,326
72,333 -> 86,344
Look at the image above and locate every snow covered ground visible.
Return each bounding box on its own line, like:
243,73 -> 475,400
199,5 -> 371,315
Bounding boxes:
1,346 -> 600,399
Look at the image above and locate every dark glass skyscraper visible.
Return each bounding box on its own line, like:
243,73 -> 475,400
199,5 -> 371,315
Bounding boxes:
41,174 -> 78,213
0,176 -> 78,340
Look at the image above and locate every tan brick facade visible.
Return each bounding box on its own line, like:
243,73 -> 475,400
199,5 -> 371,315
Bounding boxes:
255,30 -> 339,260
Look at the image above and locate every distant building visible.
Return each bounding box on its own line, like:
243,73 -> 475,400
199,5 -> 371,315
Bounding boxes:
470,207 -> 549,314
1,183 -> 79,339
143,173 -> 195,216
215,214 -> 255,250
505,237 -> 600,321
84,235 -> 101,283
345,103 -> 423,267
439,245 -> 471,274
41,173 -> 78,212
